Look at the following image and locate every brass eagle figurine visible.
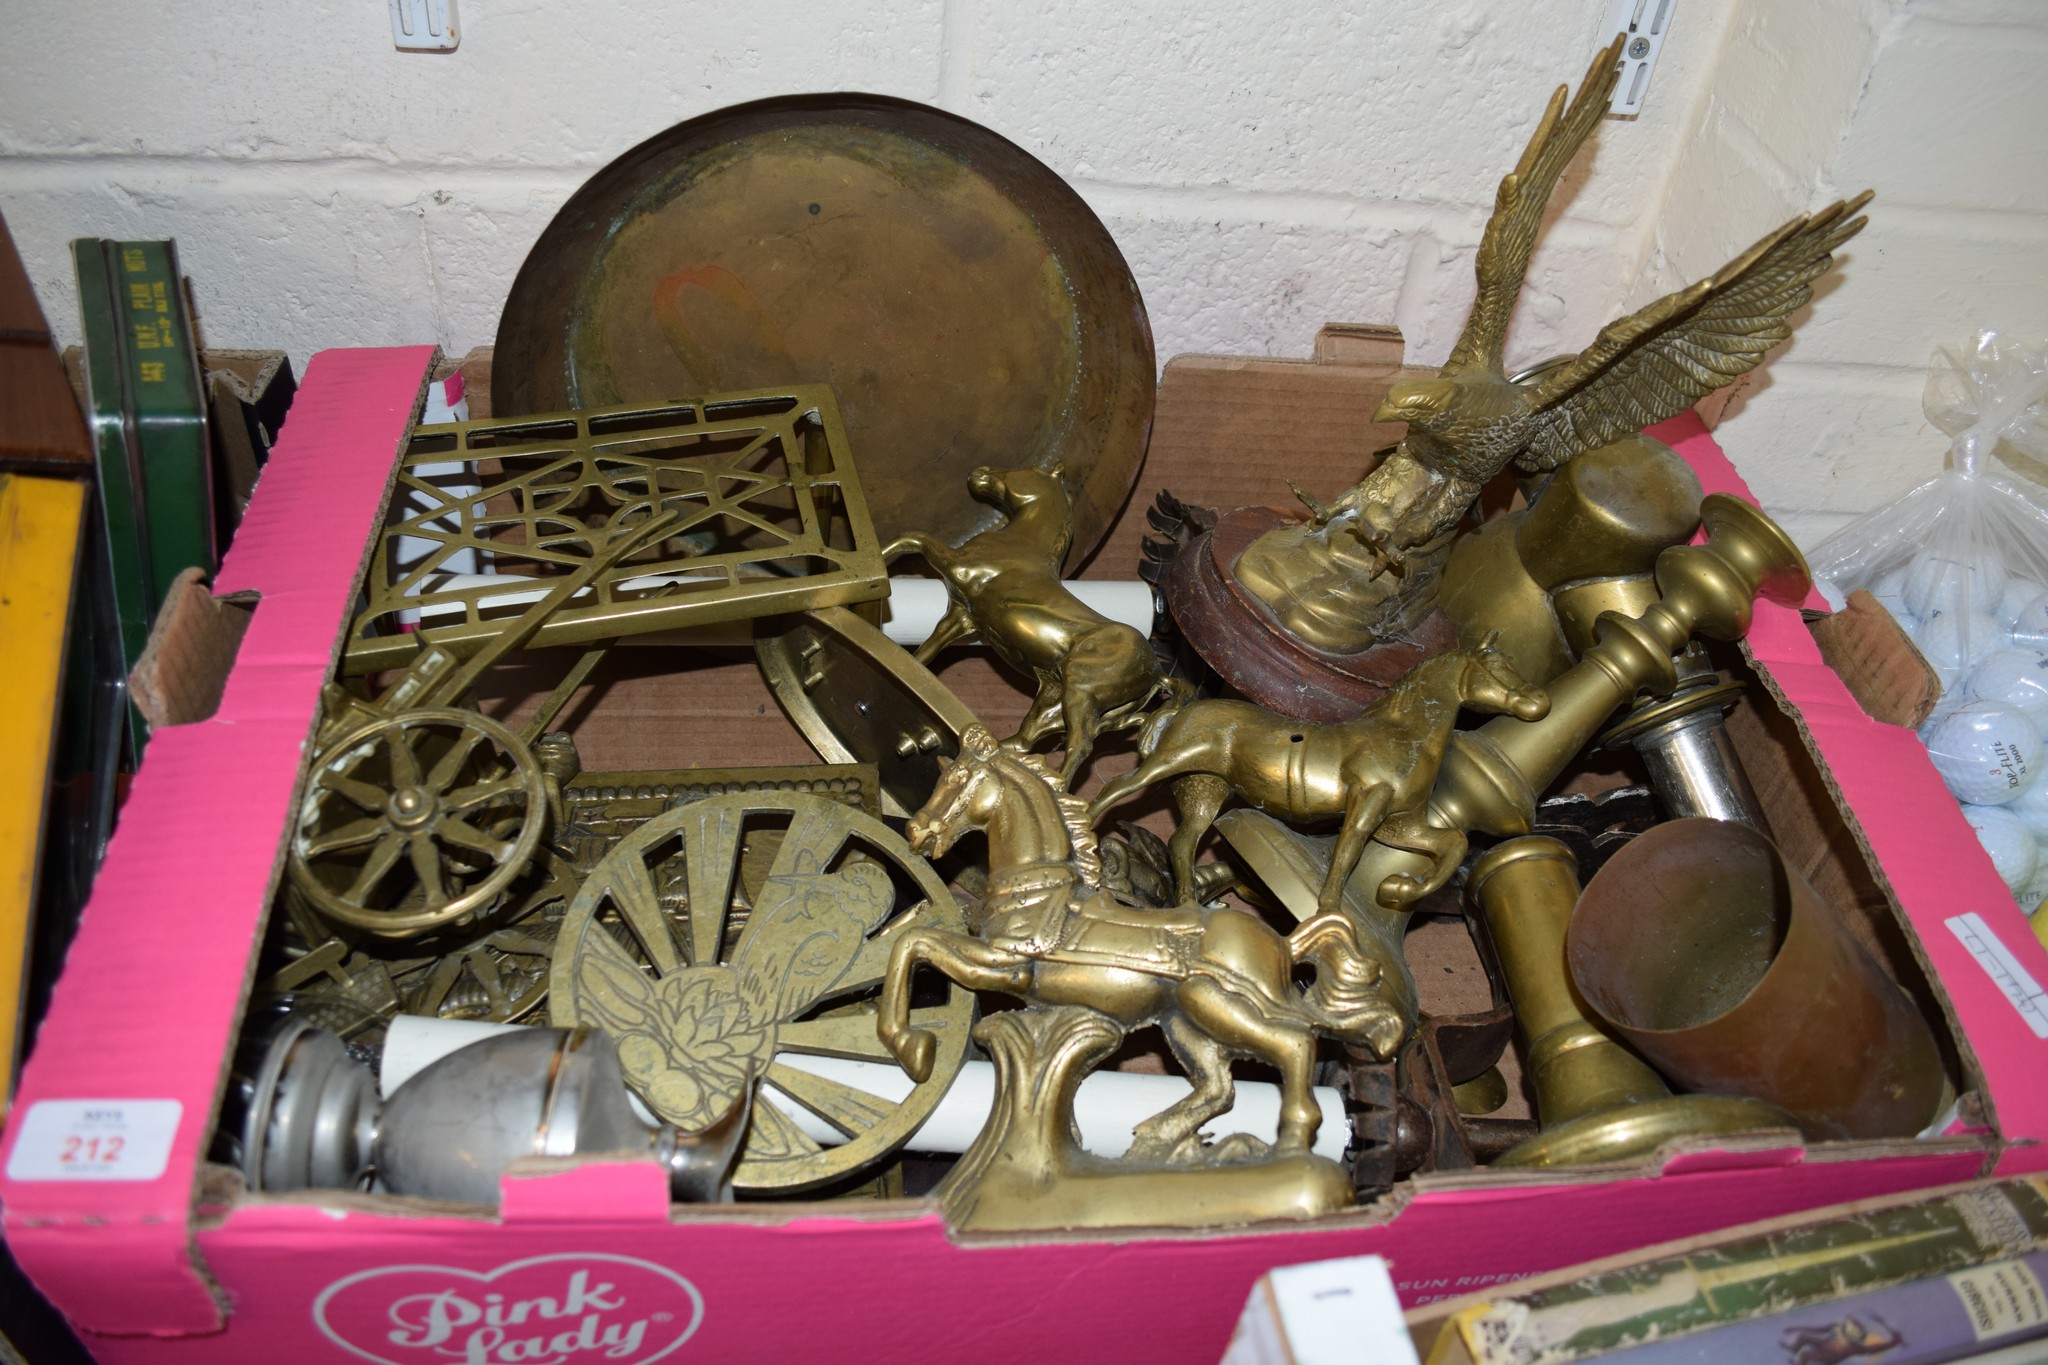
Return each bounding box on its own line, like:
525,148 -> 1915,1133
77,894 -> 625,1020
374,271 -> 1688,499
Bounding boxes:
1235,36 -> 1872,654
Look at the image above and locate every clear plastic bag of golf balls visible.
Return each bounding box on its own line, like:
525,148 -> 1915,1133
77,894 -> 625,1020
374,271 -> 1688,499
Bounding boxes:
1806,330 -> 2048,915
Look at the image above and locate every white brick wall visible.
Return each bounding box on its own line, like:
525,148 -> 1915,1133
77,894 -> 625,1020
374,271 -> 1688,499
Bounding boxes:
2,1 -> 2037,551
1698,2 -> 2048,548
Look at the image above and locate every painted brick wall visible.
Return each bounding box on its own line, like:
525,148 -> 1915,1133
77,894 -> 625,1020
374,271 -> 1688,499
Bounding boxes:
1694,0 -> 2048,547
0,2 -> 2035,549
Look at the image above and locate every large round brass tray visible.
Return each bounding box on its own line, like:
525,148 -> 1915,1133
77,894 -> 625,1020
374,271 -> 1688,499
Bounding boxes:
495,94 -> 1155,565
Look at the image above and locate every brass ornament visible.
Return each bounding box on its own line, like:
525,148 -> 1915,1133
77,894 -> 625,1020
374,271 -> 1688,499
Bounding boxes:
1334,494 -> 1812,910
756,606 -> 983,817
1234,37 -> 1871,654
551,763 -> 881,876
549,792 -> 974,1193
932,1006 -> 1353,1232
885,464 -> 1188,784
1162,499 -> 1463,724
1209,807 -> 1417,1041
344,389 -> 886,674
1437,435 -> 1765,824
491,95 -> 1155,564
1439,433 -> 1704,684
290,514 -> 682,938
1088,632 -> 1549,915
289,707 -> 548,937
269,766 -> 881,1042
1467,837 -> 1798,1168
390,911 -> 563,1024
1568,818 -> 1950,1140
881,726 -> 1408,1175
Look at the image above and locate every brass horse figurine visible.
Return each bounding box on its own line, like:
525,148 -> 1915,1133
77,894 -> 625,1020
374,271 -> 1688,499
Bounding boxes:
883,465 -> 1188,786
1089,633 -> 1550,914
878,727 -> 1408,1161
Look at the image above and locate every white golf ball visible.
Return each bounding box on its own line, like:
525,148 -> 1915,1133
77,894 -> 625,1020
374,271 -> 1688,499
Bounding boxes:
1866,566 -> 1916,626
1922,700 -> 2044,805
1999,579 -> 2048,623
1905,555 -> 2008,620
1970,647 -> 2048,731
1962,803 -> 2040,890
1914,611 -> 2006,683
2014,865 -> 2048,914
2012,591 -> 2048,651
2007,776 -> 2048,836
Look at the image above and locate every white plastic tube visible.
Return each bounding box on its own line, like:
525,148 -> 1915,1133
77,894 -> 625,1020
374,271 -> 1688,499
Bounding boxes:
877,578 -> 1155,644
767,1053 -> 1350,1162
381,1015 -> 523,1094
397,573 -> 1155,645
379,1017 -> 1349,1161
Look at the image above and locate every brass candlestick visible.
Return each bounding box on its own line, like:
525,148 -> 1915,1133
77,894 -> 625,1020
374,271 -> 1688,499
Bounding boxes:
1597,652 -> 1766,825
1468,838 -> 1796,1168
1344,494 -> 1809,910
1440,433 -> 1703,686
1441,439 -> 1766,826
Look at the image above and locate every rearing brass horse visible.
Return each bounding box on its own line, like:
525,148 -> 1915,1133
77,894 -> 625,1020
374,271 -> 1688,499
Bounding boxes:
879,727 -> 1408,1161
883,465 -> 1187,786
1089,634 -> 1550,914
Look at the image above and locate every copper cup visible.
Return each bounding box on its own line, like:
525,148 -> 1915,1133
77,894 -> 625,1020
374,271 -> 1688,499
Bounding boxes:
1567,818 -> 1948,1141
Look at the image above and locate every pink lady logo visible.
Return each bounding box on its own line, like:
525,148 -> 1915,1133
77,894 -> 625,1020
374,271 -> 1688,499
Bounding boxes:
313,1254 -> 704,1365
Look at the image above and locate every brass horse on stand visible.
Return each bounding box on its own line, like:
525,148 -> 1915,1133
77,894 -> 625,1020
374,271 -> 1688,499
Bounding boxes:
1089,633 -> 1550,914
883,465 -> 1188,786
878,727 -> 1409,1162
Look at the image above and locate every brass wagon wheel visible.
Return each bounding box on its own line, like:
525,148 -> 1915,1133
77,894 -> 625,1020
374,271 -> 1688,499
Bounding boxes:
551,793 -> 972,1194
289,708 -> 548,938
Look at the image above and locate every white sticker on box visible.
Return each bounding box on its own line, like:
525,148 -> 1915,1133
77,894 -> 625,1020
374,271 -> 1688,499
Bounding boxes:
5,1100 -> 182,1182
1946,913 -> 2048,1039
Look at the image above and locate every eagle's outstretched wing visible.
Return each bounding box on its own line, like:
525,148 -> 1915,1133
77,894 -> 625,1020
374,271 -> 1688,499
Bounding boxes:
1515,191 -> 1873,472
1444,36 -> 1626,376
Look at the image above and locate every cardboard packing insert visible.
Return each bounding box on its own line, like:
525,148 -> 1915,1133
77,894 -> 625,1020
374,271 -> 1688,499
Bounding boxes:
2,340 -> 2044,1365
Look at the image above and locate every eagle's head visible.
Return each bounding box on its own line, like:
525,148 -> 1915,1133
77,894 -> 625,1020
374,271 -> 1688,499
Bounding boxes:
1373,377 -> 1457,431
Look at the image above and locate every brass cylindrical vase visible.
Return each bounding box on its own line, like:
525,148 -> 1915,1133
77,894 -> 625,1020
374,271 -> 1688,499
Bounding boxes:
1567,818 -> 1949,1141
1469,837 -> 1795,1168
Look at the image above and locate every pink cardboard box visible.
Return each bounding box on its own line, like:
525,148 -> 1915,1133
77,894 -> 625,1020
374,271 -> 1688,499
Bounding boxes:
5,346 -> 2046,1365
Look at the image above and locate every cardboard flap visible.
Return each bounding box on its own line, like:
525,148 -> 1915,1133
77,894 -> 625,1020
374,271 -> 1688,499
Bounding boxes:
1657,1142 -> 1808,1176
1808,589 -> 1942,728
499,1161 -> 674,1223
0,346 -> 434,1335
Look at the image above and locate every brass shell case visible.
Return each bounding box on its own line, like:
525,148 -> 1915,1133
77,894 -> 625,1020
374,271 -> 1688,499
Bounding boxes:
1568,818 -> 1949,1141
1468,836 -> 1796,1167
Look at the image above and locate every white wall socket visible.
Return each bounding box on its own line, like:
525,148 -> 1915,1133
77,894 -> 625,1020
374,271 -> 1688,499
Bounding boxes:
1605,0 -> 1673,117
389,0 -> 459,52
